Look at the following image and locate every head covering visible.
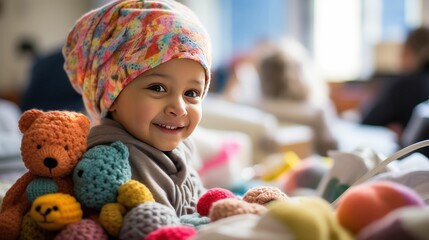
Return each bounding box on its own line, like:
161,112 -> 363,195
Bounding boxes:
63,0 -> 212,121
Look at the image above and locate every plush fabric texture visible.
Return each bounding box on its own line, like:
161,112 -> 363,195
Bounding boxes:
63,0 -> 212,121
73,141 -> 132,210
209,198 -> 267,222
179,212 -> 211,228
0,109 -> 90,239
26,178 -> 59,202
242,186 -> 288,205
54,219 -> 109,240
87,118 -> 205,216
117,179 -> 155,209
20,212 -> 58,240
268,197 -> 353,240
196,188 -> 236,216
119,202 -> 180,240
30,193 -> 82,231
336,181 -> 425,235
145,225 -> 197,240
99,203 -> 126,237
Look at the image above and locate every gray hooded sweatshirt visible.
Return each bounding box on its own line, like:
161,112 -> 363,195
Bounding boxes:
86,118 -> 204,216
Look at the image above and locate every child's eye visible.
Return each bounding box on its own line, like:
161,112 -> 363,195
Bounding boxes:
148,84 -> 166,92
185,90 -> 200,98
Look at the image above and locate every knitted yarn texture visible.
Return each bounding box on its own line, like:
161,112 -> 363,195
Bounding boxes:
242,186 -> 289,205
73,141 -> 131,210
120,202 -> 180,240
54,219 -> 109,240
30,193 -> 82,231
196,188 -> 236,216
146,225 -> 197,240
26,178 -> 58,202
63,0 -> 212,121
0,109 -> 90,240
20,212 -> 58,240
208,198 -> 267,222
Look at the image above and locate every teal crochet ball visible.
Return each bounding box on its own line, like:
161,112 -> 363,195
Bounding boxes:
73,141 -> 131,210
26,178 -> 58,202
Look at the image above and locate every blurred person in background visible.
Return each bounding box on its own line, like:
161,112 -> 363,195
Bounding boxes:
19,47 -> 85,113
219,37 -> 338,156
361,26 -> 429,138
256,38 -> 338,155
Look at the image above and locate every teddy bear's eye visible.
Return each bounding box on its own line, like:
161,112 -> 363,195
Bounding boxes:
78,170 -> 84,178
37,145 -> 42,149
52,206 -> 59,211
64,145 -> 69,151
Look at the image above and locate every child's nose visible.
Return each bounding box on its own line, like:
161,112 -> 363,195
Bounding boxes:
166,96 -> 187,116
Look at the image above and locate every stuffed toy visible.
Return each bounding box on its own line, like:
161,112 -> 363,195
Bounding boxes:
72,141 -> 154,237
55,219 -> 109,240
194,197 -> 353,240
29,193 -> 82,231
267,197 -> 353,240
336,181 -> 425,235
242,186 -> 289,205
208,198 -> 267,222
196,188 -> 236,216
0,109 -> 90,239
119,201 -> 181,240
145,225 -> 197,240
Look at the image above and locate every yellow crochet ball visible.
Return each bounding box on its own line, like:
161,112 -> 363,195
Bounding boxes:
30,193 -> 82,231
99,203 -> 126,237
117,180 -> 154,209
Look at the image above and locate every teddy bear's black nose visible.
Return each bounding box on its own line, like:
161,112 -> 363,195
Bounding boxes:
43,158 -> 58,169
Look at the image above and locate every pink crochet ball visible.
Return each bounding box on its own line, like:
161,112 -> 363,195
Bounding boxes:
336,181 -> 425,235
197,188 -> 236,216
145,226 -> 197,240
54,219 -> 108,240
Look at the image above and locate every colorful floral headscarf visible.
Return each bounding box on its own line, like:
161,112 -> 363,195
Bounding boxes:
63,0 -> 211,121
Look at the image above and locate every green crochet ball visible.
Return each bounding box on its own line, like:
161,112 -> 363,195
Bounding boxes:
73,141 -> 131,210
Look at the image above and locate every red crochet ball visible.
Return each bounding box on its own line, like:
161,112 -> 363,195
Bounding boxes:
145,226 -> 197,240
196,188 -> 236,216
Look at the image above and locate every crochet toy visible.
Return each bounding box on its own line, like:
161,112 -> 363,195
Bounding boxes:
194,197 -> 353,240
29,193 -> 82,231
0,109 -> 90,239
242,186 -> 289,205
54,219 -> 109,240
119,202 -> 181,240
196,188 -> 236,216
19,212 -> 58,240
268,197 -> 353,240
336,181 -> 425,235
145,225 -> 197,240
208,198 -> 267,222
72,141 -> 154,237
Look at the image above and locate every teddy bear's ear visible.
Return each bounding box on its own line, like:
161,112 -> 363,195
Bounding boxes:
111,141 -> 129,160
75,113 -> 91,135
18,109 -> 44,133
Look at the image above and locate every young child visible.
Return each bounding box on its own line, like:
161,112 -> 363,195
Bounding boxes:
63,0 -> 211,216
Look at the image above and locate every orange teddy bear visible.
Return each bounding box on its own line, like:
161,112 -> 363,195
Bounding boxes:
0,109 -> 90,239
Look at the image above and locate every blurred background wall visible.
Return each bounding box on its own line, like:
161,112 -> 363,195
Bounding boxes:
0,0 -> 428,112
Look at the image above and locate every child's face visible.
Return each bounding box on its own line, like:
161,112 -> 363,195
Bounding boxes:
110,58 -> 206,151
